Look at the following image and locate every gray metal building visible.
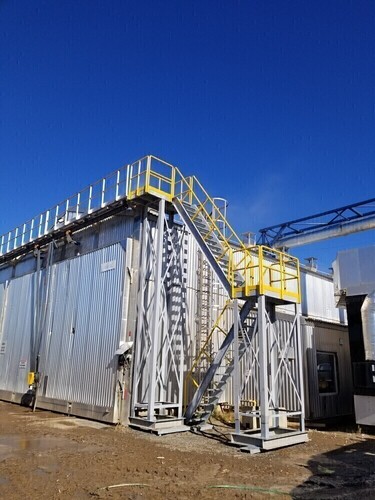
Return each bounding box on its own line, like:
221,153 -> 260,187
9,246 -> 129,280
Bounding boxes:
0,156 -> 353,449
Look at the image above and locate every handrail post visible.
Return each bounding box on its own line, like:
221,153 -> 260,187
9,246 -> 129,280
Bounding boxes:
44,211 -> 50,235
115,169 -> 120,200
88,186 -> 93,213
229,247 -> 234,297
6,232 -> 11,253
64,200 -> 69,225
258,246 -> 264,295
296,259 -> 301,303
279,251 -> 284,300
125,164 -> 131,198
76,193 -> 81,219
54,206 -> 60,228
21,224 -> 26,246
171,166 -> 176,199
101,178 -> 106,207
188,177 -> 193,205
145,156 -> 151,193
38,214 -> 43,237
29,219 -> 34,242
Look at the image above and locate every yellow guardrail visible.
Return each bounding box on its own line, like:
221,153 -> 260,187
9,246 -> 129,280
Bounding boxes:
231,246 -> 300,302
127,155 -> 301,304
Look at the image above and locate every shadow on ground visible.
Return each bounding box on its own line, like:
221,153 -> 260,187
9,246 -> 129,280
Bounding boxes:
292,436 -> 375,499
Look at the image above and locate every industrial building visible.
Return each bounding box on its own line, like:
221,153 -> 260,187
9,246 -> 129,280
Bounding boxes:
0,155 -> 355,452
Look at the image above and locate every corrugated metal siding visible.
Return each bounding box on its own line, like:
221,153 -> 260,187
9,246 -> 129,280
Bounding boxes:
97,215 -> 134,249
0,213 -> 353,422
41,243 -> 126,408
0,274 -> 34,394
0,213 -> 135,285
301,271 -> 347,324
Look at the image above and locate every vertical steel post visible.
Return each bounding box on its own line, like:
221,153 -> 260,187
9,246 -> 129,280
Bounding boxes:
21,224 -> 26,246
295,303 -> 305,432
116,170 -> 120,200
38,214 -> 43,237
233,299 -> 241,434
101,178 -> 106,207
44,211 -> 50,235
64,200 -> 69,225
258,294 -> 269,440
30,219 -> 35,242
6,233 -> 11,253
125,164 -> 130,198
130,210 -> 148,417
147,198 -> 165,421
54,206 -> 59,229
88,186 -> 93,213
76,193 -> 81,219
268,304 -> 276,426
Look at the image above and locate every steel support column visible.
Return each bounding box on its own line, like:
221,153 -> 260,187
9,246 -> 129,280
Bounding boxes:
130,200 -> 189,434
231,296 -> 308,452
147,198 -> 165,421
258,295 -> 270,440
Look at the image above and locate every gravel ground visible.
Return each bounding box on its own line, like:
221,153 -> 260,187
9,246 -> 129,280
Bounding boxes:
0,401 -> 374,499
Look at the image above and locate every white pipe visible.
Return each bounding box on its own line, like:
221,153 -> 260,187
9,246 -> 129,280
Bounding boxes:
274,215 -> 375,249
361,291 -> 375,361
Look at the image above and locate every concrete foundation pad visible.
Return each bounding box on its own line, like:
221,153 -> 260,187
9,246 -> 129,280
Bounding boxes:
129,416 -> 190,435
231,427 -> 308,451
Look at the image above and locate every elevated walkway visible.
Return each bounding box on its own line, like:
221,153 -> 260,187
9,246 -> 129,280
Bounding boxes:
126,156 -> 301,304
0,155 -> 300,307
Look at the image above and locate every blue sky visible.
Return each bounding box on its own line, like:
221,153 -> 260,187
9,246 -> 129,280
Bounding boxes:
1,0 -> 375,270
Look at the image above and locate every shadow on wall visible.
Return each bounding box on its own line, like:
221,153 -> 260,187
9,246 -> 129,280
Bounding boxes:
292,436 -> 375,499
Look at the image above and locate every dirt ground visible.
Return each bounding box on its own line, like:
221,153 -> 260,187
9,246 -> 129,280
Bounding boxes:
0,402 -> 375,499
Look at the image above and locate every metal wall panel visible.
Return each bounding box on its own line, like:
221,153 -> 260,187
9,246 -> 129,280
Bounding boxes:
0,266 -> 13,284
14,256 -> 36,278
0,213 -> 136,285
0,213 -> 352,423
40,243 -> 126,409
333,245 -> 375,297
0,274 -> 34,394
303,320 -> 353,419
301,270 -> 347,324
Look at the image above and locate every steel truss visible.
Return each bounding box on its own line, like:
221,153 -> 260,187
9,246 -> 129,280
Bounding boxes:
231,297 -> 308,452
130,199 -> 189,434
258,197 -> 375,248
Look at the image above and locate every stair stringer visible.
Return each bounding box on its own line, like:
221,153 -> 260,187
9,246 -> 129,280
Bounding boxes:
173,198 -> 233,295
184,298 -> 255,424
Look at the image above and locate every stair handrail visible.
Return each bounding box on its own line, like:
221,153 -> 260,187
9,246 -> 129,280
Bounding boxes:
174,172 -> 247,251
183,300 -> 232,408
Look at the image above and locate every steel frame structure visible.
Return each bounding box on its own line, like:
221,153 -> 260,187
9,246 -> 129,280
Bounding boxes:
0,154 -> 307,449
129,199 -> 189,434
231,297 -> 307,451
258,197 -> 375,248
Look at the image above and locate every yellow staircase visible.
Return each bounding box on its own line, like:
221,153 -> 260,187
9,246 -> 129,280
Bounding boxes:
128,155 -> 301,304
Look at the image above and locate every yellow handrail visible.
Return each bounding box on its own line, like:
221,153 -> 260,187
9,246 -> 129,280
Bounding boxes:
183,300 -> 232,408
128,155 -> 301,304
